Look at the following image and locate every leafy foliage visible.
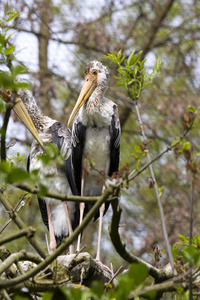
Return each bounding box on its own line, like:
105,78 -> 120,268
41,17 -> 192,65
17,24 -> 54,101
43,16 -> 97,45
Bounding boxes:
173,233 -> 200,266
105,49 -> 162,99
0,5 -> 29,95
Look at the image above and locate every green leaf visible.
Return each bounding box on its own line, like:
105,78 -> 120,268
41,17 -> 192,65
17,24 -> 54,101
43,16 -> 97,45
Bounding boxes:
182,142 -> 191,150
134,145 -> 142,153
155,56 -> 162,71
0,161 -> 11,173
5,2 -> 9,12
144,290 -> 157,299
38,184 -> 48,197
13,294 -> 32,300
4,45 -> 15,55
181,245 -> 199,264
128,263 -> 148,286
115,80 -> 125,87
178,234 -> 189,243
194,234 -> 200,247
91,281 -> 104,298
158,186 -> 165,197
11,63 -> 27,76
131,153 -> 138,159
117,49 -> 122,60
127,49 -> 135,65
188,105 -> 196,113
42,291 -> 54,300
7,168 -> 29,183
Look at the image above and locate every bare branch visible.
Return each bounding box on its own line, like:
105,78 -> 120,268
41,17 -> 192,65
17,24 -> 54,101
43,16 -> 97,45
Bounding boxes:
0,194 -> 26,234
13,183 -> 100,203
0,250 -> 42,275
0,192 -> 47,259
134,102 -> 174,272
128,128 -> 190,182
109,198 -> 164,281
0,227 -> 36,246
189,178 -> 195,300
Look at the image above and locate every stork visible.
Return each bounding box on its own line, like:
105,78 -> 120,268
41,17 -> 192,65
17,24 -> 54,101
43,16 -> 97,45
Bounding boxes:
6,89 -> 79,254
67,61 -> 121,261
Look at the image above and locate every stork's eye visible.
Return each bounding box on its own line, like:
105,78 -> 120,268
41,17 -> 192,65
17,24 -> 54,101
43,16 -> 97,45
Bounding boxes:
93,71 -> 97,75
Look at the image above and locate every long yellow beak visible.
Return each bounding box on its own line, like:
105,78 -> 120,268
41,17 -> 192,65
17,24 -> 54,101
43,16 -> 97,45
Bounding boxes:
1,90 -> 44,149
67,75 -> 97,127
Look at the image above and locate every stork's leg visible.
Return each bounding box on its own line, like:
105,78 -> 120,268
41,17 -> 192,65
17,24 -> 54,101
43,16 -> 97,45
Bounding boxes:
64,202 -> 74,254
46,203 -> 57,253
76,170 -> 85,252
95,202 -> 105,261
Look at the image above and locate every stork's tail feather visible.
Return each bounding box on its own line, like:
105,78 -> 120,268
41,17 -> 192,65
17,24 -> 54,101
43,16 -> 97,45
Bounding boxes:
55,235 -> 67,248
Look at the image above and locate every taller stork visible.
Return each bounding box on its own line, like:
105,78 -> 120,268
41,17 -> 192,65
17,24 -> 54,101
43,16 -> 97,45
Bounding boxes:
68,61 -> 121,261
10,89 -> 79,253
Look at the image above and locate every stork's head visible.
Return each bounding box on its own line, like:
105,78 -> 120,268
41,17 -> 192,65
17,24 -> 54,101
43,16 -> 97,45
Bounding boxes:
1,89 -> 44,149
67,61 -> 110,127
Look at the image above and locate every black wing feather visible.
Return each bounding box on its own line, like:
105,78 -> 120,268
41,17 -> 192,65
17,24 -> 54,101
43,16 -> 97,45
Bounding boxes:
38,198 -> 49,230
71,121 -> 86,195
27,155 -> 49,230
50,121 -> 78,195
109,105 -> 121,177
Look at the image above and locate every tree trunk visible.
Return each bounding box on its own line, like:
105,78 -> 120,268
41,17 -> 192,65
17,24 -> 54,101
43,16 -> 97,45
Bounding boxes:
37,0 -> 53,116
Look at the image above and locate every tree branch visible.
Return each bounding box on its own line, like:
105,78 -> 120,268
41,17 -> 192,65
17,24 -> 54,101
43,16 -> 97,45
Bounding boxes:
0,186 -> 115,288
134,102 -> 174,273
13,183 -> 100,203
0,192 -> 47,259
0,227 -> 36,246
0,250 -> 42,275
109,198 -> 165,281
128,128 -> 190,182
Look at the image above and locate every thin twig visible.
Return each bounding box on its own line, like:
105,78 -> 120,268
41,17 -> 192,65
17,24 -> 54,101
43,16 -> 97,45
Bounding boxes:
108,266 -> 123,284
134,102 -> 174,273
0,195 -> 26,234
189,177 -> 194,300
0,219 -> 12,235
65,245 -> 86,269
34,265 -> 52,280
0,250 -> 42,275
13,183 -> 101,203
2,289 -> 12,300
128,128 -> 189,182
16,262 -> 25,275
0,192 -> 47,258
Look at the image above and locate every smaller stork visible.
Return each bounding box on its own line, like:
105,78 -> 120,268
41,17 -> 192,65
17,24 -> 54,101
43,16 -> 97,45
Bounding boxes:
5,89 -> 79,253
68,61 -> 121,262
